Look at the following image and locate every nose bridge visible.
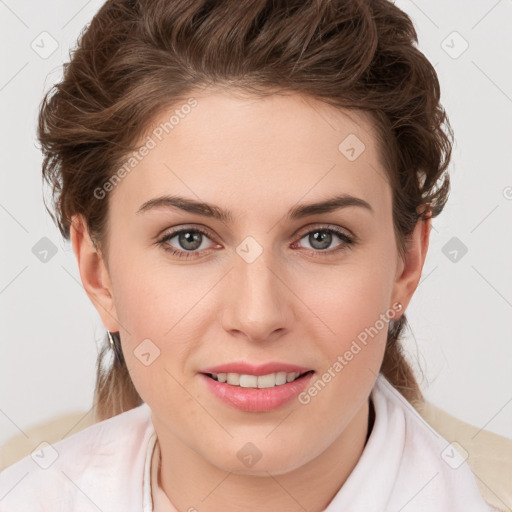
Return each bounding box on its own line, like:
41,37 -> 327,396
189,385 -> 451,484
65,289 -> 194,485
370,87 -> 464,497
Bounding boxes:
223,238 -> 290,341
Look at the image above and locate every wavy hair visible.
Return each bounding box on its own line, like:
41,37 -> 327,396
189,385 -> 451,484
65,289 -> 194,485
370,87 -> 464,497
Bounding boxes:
38,0 -> 453,421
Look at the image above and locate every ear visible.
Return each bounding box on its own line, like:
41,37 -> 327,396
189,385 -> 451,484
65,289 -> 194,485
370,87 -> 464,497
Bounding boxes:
70,214 -> 120,332
391,209 -> 432,315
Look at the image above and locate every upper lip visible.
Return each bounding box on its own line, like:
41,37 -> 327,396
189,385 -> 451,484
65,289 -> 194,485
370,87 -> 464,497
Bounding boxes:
200,362 -> 313,376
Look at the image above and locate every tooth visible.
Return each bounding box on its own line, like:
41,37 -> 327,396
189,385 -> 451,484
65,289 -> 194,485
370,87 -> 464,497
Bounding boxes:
227,373 -> 240,385
213,371 -> 305,387
257,373 -> 277,388
275,371 -> 287,385
240,374 -> 258,387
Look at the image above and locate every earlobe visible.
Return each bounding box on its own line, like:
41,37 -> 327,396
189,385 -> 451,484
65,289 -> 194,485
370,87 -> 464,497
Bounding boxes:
391,214 -> 432,315
70,214 -> 119,332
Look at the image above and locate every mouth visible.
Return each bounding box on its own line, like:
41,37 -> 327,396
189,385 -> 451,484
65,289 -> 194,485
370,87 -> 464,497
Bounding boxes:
202,370 -> 315,389
199,368 -> 316,412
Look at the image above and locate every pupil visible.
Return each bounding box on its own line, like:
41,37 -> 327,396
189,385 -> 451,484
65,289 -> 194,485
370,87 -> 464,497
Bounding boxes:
179,231 -> 202,251
310,231 -> 331,250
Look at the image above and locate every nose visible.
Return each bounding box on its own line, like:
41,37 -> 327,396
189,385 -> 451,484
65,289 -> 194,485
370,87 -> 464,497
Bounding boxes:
220,248 -> 294,344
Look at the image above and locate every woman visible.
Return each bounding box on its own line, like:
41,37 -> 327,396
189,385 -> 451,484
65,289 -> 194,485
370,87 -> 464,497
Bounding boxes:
0,0 -> 500,510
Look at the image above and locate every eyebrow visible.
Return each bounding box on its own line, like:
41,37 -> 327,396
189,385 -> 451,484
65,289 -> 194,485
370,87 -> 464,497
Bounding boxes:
136,193 -> 374,222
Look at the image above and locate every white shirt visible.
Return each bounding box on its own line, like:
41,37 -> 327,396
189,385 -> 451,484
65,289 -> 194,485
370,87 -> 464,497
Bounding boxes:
0,374 -> 497,511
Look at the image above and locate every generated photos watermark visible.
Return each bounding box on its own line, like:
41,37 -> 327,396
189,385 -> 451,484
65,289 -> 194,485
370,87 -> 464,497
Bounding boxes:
298,302 -> 402,405
93,97 -> 198,200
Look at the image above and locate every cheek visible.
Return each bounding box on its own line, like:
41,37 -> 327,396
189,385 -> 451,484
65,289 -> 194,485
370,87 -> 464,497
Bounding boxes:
107,262 -> 173,383
112,269 -> 198,416
292,259 -> 393,407
110,248 -> 193,337
294,258 -> 394,343
288,280 -> 390,471
108,259 -> 211,388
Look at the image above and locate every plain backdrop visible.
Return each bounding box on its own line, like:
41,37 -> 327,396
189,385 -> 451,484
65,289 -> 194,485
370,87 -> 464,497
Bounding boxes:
0,0 -> 511,450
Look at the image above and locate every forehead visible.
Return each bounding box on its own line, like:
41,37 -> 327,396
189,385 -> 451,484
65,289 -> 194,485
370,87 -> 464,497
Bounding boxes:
110,90 -> 391,219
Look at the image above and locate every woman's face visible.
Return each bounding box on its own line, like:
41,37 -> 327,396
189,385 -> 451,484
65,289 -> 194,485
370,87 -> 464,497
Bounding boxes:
74,89 -> 428,475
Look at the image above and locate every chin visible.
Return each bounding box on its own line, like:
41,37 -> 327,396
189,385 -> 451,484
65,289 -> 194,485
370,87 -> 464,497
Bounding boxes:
207,442 -> 309,476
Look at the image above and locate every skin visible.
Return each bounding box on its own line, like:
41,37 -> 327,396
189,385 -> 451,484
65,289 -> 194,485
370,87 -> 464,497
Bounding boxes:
71,89 -> 431,512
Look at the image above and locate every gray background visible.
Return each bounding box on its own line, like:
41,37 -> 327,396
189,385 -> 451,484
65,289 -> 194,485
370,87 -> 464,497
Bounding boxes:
0,0 -> 511,449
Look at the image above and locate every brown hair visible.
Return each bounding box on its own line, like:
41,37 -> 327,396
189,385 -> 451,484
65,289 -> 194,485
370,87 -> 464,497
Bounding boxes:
38,0 -> 453,422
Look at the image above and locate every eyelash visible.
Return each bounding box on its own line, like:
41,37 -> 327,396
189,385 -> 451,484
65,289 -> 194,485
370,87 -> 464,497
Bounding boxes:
157,225 -> 355,260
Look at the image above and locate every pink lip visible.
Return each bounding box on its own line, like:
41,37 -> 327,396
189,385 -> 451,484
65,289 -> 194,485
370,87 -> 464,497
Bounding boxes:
199,371 -> 315,412
200,361 -> 312,376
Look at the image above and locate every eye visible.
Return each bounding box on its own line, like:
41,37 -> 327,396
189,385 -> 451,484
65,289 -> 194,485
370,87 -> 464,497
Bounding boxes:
157,227 -> 218,259
157,224 -> 355,259
293,225 -> 355,256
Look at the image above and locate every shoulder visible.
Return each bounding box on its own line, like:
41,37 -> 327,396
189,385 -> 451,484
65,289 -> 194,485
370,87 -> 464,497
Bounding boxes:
418,399 -> 512,512
372,375 -> 502,512
0,402 -> 154,511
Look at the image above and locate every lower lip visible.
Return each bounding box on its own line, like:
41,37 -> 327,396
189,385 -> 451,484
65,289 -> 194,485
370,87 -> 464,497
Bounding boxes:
199,372 -> 315,412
